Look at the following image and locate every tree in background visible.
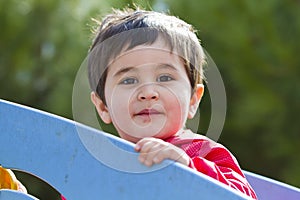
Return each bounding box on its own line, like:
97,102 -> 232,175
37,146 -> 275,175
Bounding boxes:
0,0 -> 299,196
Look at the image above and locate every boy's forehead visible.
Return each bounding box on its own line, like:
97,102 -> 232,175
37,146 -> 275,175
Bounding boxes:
108,46 -> 182,69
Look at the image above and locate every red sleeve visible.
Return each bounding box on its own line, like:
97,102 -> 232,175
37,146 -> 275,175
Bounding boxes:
183,140 -> 257,199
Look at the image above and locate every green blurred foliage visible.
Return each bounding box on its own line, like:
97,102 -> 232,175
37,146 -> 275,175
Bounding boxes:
164,0 -> 300,187
1,0 -> 299,197
0,0 -> 89,119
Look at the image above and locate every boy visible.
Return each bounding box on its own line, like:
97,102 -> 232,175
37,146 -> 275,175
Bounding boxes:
88,8 -> 257,199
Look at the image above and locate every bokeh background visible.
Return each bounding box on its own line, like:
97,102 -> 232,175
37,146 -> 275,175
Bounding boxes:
1,0 -> 299,198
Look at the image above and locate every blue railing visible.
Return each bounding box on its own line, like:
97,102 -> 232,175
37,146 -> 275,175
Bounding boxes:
0,99 -> 299,200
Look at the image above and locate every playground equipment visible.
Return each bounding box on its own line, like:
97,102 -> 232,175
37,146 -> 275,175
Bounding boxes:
0,99 -> 299,199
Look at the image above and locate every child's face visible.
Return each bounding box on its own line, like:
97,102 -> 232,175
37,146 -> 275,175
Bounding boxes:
92,38 -> 203,143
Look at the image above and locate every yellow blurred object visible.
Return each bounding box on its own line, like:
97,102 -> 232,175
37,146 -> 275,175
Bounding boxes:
0,166 -> 19,190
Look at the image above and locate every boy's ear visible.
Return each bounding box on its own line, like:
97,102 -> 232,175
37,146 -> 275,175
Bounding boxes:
188,84 -> 204,119
90,92 -> 112,124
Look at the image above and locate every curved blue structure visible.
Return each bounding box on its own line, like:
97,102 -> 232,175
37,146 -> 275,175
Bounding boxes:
0,99 -> 299,199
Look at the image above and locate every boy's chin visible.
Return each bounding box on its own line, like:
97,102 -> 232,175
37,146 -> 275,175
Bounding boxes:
118,130 -> 159,143
119,129 -> 179,143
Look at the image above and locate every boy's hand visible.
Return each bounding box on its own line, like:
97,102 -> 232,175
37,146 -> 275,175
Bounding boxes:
135,137 -> 190,167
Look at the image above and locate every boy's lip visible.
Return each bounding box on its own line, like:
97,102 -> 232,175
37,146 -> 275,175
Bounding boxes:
134,108 -> 162,116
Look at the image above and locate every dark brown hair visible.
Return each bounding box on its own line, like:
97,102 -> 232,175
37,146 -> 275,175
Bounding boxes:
87,8 -> 205,105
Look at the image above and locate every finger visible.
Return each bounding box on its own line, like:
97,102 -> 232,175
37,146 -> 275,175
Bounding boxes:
140,143 -> 164,166
139,140 -> 161,153
152,152 -> 165,164
152,146 -> 174,164
135,137 -> 158,151
138,141 -> 161,163
160,146 -> 189,166
135,137 -> 153,152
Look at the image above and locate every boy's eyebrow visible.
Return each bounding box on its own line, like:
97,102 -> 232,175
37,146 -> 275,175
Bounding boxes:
113,66 -> 137,77
157,63 -> 178,72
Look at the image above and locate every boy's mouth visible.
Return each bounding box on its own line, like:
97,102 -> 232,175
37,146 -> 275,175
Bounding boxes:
134,108 -> 161,116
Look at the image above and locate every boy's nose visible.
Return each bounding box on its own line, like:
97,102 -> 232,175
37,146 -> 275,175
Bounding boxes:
137,86 -> 159,101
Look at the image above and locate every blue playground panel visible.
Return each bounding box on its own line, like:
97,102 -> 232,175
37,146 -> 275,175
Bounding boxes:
0,99 -> 299,199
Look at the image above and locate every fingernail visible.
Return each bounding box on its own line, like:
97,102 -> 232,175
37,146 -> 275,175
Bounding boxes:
139,156 -> 145,163
135,144 -> 140,151
145,161 -> 152,167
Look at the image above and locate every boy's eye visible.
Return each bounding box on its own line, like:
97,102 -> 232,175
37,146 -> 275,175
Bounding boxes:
157,74 -> 174,82
119,77 -> 138,85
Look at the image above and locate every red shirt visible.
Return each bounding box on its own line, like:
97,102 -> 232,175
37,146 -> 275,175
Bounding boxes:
166,130 -> 257,199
